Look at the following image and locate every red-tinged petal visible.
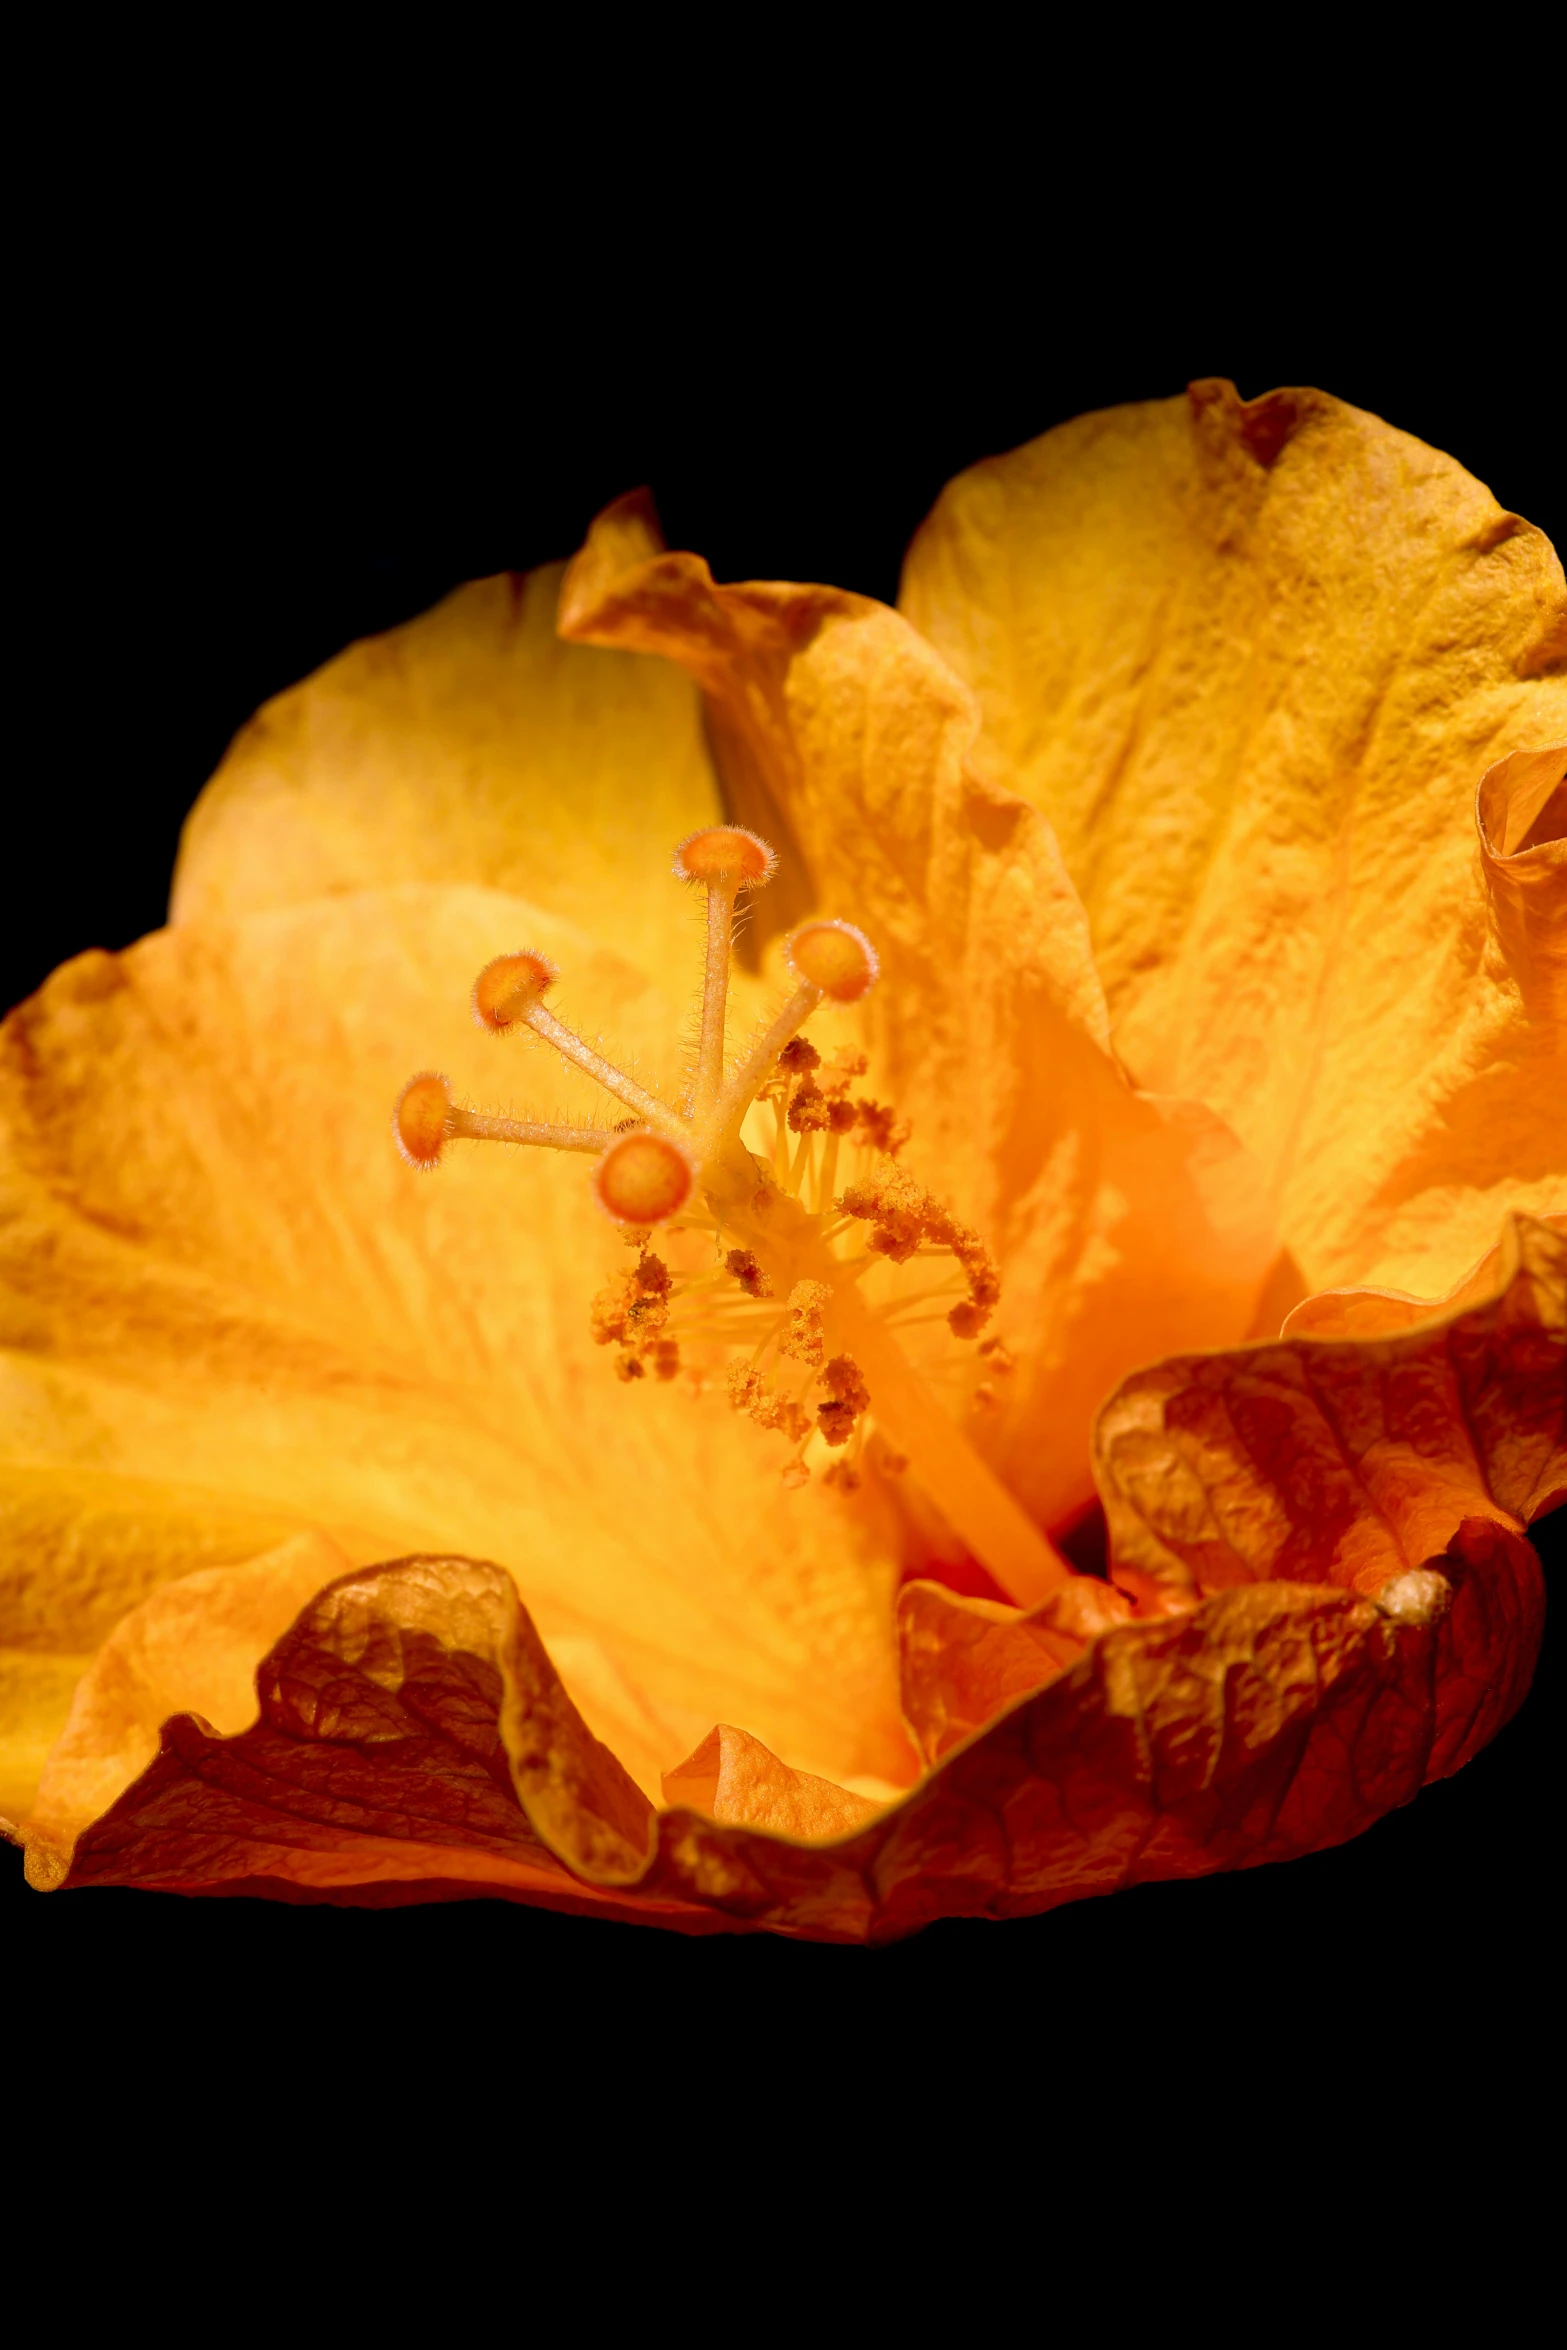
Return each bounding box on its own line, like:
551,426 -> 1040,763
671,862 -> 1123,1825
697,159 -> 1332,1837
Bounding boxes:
897,1574 -> 1133,1767
1095,1210 -> 1565,1615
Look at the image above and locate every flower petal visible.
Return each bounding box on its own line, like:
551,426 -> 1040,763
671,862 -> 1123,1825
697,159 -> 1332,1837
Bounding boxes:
45,1215 -> 1552,1929
900,380 -> 1567,1293
559,503 -> 1278,1530
1,886 -> 910,1816
170,537 -> 725,985
21,1532 -> 352,1885
1095,1211 -> 1565,1613
47,1510 -> 1542,1938
896,1574 -> 1133,1768
661,1723 -> 881,1838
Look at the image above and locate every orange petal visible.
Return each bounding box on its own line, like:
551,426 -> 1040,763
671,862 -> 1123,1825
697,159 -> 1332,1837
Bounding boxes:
1281,1209 -> 1567,1340
1477,745 -> 1567,1021
50,1555 -> 680,1921
901,381 -> 1567,1297
0,888 -> 910,1814
661,1724 -> 880,1839
897,1574 -> 1133,1767
49,1527 -> 1542,1940
21,1533 -> 352,1887
558,500 -> 1277,1532
170,529 -> 725,988
1095,1211 -> 1565,1615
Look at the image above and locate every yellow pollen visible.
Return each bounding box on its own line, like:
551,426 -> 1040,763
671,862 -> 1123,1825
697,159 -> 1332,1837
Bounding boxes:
816,1354 -> 870,1447
779,1279 -> 832,1367
394,1072 -> 454,1169
786,919 -> 879,1002
594,1129 -> 694,1225
472,951 -> 557,1031
724,1248 -> 773,1298
673,825 -> 777,888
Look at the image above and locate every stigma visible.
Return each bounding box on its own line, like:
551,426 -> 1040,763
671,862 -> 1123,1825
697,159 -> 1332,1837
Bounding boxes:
393,824 -> 1067,1604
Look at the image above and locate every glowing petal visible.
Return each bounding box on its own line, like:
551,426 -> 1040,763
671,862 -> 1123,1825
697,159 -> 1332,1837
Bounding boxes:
170,534 -> 725,987
558,501 -> 1277,1531
900,380 -> 1567,1293
22,1533 -> 351,1886
0,887 -> 911,1819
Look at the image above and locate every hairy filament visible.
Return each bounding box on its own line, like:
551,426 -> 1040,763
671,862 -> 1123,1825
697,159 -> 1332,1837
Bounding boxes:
522,1002 -> 686,1137
694,882 -> 739,1118
714,982 -> 821,1143
452,1109 -> 606,1153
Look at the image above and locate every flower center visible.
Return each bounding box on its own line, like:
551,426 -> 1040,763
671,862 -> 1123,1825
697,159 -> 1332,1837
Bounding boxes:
393,826 -> 1066,1605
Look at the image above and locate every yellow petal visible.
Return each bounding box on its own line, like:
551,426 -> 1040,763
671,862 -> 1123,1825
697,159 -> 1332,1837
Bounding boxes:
170,540 -> 725,985
22,1532 -> 351,1885
1,886 -> 911,1817
559,514 -> 1277,1529
900,380 -> 1567,1293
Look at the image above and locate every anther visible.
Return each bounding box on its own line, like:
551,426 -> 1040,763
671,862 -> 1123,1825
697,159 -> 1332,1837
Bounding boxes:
472,951 -> 558,1031
394,1072 -> 454,1169
673,826 -> 778,889
594,1128 -> 694,1225
786,919 -> 879,1003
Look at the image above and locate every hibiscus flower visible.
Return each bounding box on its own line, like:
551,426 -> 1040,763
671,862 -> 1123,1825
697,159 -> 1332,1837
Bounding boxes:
3,378 -> 1561,1940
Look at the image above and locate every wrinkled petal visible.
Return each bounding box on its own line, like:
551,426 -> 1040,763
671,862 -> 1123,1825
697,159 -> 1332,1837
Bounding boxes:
661,1724 -> 881,1838
1095,1212 -> 1565,1613
43,1223 -> 1553,1933
171,535 -> 725,987
1476,745 -> 1567,1021
900,380 -> 1567,1293
1,888 -> 911,1817
559,499 -> 1277,1531
22,1532 -> 352,1882
896,1574 -> 1133,1766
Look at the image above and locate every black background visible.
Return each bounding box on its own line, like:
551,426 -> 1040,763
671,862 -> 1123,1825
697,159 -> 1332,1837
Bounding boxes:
7,129 -> 1562,2164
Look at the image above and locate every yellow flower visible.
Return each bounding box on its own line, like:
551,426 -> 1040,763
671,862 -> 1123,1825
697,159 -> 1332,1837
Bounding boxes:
3,380 -> 1562,1937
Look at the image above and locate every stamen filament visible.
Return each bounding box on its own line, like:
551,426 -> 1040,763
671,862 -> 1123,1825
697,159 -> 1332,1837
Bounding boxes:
694,881 -> 739,1119
714,982 -> 821,1143
522,1003 -> 687,1138
451,1109 -> 607,1154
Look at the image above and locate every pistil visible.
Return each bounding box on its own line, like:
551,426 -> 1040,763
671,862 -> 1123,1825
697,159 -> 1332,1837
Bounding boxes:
394,828 -> 1071,1605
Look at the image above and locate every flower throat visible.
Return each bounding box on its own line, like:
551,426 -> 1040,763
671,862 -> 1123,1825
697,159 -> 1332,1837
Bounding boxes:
394,826 -> 1066,1606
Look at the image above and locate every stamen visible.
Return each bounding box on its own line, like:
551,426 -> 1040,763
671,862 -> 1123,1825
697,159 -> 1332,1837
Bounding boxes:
390,823 -> 1069,1605
779,1280 -> 832,1367
713,983 -> 821,1140
816,1355 -> 869,1447
594,1129 -> 694,1225
725,1249 -> 773,1298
